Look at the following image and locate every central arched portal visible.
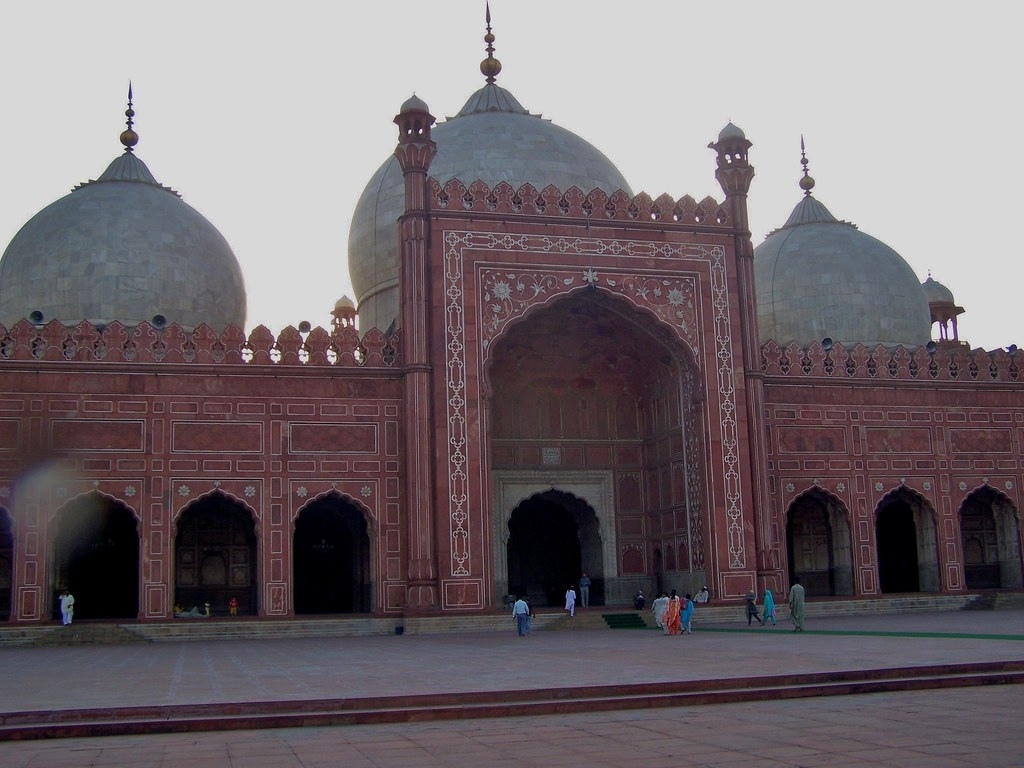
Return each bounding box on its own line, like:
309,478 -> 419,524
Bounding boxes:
486,290 -> 706,608
506,490 -> 599,606
875,488 -> 939,593
293,493 -> 372,614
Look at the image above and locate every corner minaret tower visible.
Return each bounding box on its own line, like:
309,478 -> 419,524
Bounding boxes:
393,92 -> 438,611
709,124 -> 778,590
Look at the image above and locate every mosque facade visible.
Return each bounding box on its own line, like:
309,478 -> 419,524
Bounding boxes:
0,22 -> 1020,624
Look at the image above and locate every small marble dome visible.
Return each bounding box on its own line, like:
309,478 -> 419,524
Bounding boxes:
922,275 -> 955,305
349,82 -> 632,333
754,154 -> 930,348
0,104 -> 245,331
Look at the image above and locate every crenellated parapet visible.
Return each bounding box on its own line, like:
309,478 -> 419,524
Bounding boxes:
761,339 -> 1021,383
0,319 -> 401,368
431,178 -> 730,228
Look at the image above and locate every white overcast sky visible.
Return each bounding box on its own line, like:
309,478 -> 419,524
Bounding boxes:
1,1 -> 1019,350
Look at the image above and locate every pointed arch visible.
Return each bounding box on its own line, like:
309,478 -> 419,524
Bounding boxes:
487,288 -> 709,605
292,490 -> 374,613
51,490 -> 140,620
784,486 -> 853,596
958,484 -> 1023,589
173,490 -> 258,616
875,485 -> 940,593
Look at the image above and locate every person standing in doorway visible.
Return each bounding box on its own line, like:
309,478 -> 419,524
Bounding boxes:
578,572 -> 591,608
789,577 -> 805,632
564,585 -> 576,618
512,595 -> 531,636
59,590 -> 75,626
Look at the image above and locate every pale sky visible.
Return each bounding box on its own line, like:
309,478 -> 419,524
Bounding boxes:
2,2 -> 1019,351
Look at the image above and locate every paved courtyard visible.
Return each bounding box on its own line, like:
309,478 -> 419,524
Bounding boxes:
1,609 -> 1022,767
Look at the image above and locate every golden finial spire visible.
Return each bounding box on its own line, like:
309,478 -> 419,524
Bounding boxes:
119,82 -> 139,154
799,135 -> 815,196
480,2 -> 502,85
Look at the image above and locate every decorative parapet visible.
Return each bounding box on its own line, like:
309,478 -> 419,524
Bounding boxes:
431,179 -> 730,229
0,319 -> 401,368
761,339 -> 1021,383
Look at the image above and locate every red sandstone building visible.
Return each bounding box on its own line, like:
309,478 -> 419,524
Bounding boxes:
0,21 -> 1020,624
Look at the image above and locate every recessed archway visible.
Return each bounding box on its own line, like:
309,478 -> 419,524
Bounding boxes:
875,487 -> 939,593
52,492 -> 139,620
959,486 -> 1023,590
486,289 -> 705,607
174,492 -> 257,616
785,488 -> 853,597
506,489 -> 598,607
293,493 -> 372,614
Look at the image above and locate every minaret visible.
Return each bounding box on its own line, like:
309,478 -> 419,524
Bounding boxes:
393,91 -> 438,611
709,124 -> 777,587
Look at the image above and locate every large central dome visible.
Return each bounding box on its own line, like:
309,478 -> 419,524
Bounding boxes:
348,80 -> 633,332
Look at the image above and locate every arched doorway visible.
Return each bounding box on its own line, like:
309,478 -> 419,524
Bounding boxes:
293,493 -> 372,614
487,290 -> 704,606
506,490 -> 599,606
876,488 -> 939,593
785,489 -> 853,597
0,508 -> 12,621
52,492 -> 139,620
175,492 -> 257,616
959,486 -> 1023,589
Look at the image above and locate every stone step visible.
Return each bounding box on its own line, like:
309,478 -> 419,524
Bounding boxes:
4,660 -> 1023,741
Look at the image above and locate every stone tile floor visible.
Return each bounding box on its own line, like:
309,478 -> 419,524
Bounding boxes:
1,609 -> 1022,767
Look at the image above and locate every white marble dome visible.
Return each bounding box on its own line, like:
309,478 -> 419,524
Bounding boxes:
348,83 -> 633,332
0,150 -> 246,331
754,193 -> 931,348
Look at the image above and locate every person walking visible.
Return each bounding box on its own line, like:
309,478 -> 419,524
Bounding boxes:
745,590 -> 763,626
512,595 -> 531,636
789,577 -> 805,632
762,587 -> 777,627
564,585 -> 576,618
665,590 -> 681,635
651,591 -> 669,633
680,592 -> 695,634
578,572 -> 591,608
59,590 -> 75,626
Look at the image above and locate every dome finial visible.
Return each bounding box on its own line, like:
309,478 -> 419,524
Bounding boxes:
480,2 -> 502,85
798,135 -> 815,196
119,82 -> 139,154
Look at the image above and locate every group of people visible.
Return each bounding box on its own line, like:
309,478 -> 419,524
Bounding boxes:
744,577 -> 805,631
515,575 -> 807,635
650,588 -> 702,635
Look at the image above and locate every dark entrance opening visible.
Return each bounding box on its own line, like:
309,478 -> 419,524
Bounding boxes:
507,492 -> 586,607
53,493 -> 139,620
787,502 -> 834,597
0,509 -> 12,621
294,494 -> 371,614
175,493 -> 257,616
877,500 -> 919,593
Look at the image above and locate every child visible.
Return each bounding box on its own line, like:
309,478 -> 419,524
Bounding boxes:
228,596 -> 238,616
